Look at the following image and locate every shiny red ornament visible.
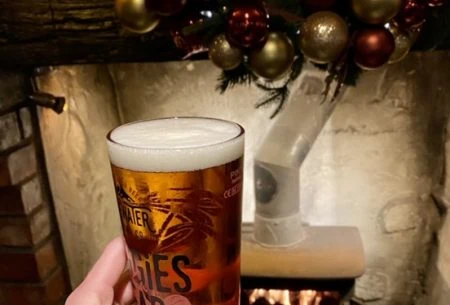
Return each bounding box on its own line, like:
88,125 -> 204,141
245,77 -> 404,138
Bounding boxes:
146,0 -> 187,16
427,0 -> 447,6
303,0 -> 337,13
395,0 -> 429,29
354,28 -> 395,70
226,4 -> 269,48
170,5 -> 216,57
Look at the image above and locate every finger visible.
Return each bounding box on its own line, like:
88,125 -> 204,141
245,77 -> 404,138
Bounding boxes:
84,236 -> 127,289
66,237 -> 127,305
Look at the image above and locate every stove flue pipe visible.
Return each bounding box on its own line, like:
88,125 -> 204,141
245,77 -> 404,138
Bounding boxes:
253,73 -> 340,247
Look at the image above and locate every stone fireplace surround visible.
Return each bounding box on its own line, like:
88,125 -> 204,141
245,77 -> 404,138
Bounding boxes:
1,52 -> 450,305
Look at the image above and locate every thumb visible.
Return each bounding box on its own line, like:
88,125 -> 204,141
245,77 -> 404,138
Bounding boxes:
66,237 -> 127,305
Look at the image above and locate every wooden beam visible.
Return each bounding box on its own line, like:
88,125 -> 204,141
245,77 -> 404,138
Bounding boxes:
0,0 -> 185,67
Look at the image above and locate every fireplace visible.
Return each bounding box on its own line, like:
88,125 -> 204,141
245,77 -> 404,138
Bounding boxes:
1,52 -> 450,305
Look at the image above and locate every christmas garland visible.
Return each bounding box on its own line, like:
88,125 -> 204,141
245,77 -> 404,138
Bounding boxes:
115,0 -> 450,118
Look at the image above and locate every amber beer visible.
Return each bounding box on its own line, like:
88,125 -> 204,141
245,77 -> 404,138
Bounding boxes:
107,118 -> 244,305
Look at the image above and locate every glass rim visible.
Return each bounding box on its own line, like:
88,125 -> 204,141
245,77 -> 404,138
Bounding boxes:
106,116 -> 245,152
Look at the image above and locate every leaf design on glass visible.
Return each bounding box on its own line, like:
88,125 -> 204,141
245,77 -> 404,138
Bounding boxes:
153,189 -> 223,252
157,224 -> 195,252
186,190 -> 224,216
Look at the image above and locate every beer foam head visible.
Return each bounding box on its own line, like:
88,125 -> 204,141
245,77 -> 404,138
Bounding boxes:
107,117 -> 244,172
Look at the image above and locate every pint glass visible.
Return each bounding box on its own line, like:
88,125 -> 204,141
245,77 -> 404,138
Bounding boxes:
107,117 -> 245,305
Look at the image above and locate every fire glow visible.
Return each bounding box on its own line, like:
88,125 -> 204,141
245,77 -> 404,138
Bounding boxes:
247,289 -> 341,305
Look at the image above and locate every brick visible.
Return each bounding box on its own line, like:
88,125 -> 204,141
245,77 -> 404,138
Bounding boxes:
0,145 -> 37,187
0,268 -> 68,305
0,112 -> 21,151
0,207 -> 52,246
0,238 -> 61,282
0,176 -> 44,215
19,107 -> 33,138
0,70 -> 26,113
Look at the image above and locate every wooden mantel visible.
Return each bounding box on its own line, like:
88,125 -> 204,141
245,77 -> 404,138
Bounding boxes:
1,1 -> 449,68
0,0 -> 185,68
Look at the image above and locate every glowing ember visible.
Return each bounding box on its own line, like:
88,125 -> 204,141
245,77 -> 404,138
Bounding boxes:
246,289 -> 340,305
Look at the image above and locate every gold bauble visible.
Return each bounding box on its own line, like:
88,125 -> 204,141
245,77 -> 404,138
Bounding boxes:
249,32 -> 295,80
208,34 -> 244,71
299,11 -> 349,64
386,23 -> 413,64
352,0 -> 402,24
116,0 -> 160,33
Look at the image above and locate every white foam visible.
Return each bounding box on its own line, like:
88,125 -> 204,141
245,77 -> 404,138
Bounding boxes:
107,117 -> 244,172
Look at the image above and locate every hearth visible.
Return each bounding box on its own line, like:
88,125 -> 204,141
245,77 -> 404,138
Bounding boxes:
1,52 -> 450,305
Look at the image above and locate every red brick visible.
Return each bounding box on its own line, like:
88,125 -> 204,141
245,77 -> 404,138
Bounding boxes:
0,176 -> 44,216
0,207 -> 52,246
0,238 -> 61,282
0,268 -> 69,305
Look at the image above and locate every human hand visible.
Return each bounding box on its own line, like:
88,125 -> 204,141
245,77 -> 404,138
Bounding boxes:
65,237 -> 134,305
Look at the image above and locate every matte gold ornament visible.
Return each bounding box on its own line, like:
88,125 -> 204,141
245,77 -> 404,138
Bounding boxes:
299,11 -> 349,64
208,34 -> 244,71
249,32 -> 295,80
116,0 -> 160,33
386,23 -> 413,64
352,0 -> 402,24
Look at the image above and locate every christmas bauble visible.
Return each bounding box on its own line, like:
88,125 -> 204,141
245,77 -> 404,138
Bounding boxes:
209,34 -> 244,70
395,0 -> 428,29
116,0 -> 160,33
386,23 -> 413,63
303,0 -> 337,12
428,0 -> 447,7
227,4 -> 269,48
352,0 -> 402,24
170,4 -> 216,55
354,28 -> 395,69
249,32 -> 295,80
146,0 -> 187,16
299,11 -> 349,64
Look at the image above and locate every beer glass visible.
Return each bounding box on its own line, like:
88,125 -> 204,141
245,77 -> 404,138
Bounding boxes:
107,117 -> 244,305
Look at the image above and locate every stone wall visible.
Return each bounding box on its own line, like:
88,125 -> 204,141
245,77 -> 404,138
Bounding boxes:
415,115 -> 450,305
37,52 -> 450,304
0,69 -> 70,305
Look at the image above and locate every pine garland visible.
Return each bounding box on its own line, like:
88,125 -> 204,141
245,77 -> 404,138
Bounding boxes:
181,0 -> 449,118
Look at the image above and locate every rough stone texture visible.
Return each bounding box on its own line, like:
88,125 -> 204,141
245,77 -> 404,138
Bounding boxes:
355,269 -> 388,302
37,52 -> 450,304
37,65 -> 123,287
380,196 -> 424,234
301,52 -> 450,305
0,112 -> 21,151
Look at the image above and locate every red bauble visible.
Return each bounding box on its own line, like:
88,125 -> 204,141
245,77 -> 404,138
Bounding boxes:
354,28 -> 395,70
146,0 -> 187,16
303,0 -> 337,13
169,4 -> 217,56
427,0 -> 447,6
395,0 -> 429,29
227,3 -> 269,48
